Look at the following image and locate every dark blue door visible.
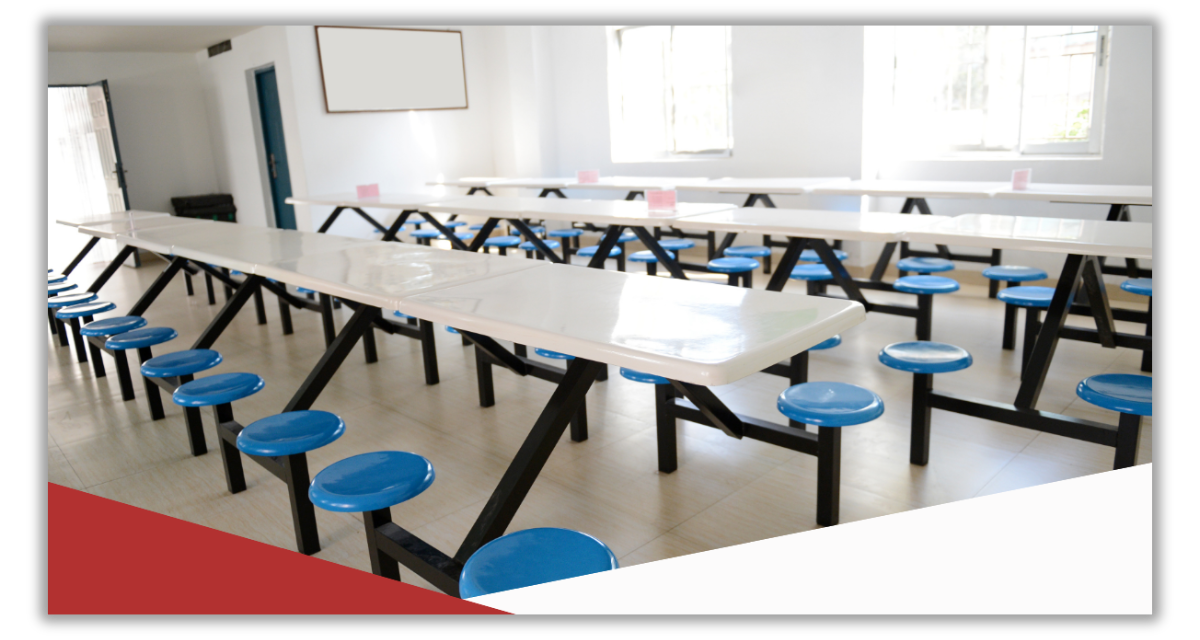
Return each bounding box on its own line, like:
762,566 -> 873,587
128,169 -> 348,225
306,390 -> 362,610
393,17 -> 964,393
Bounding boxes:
255,67 -> 296,230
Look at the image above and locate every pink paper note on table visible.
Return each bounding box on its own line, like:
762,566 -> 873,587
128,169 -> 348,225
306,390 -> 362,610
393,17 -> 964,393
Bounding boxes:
356,183 -> 380,199
1011,169 -> 1032,191
577,170 -> 600,184
647,190 -> 677,211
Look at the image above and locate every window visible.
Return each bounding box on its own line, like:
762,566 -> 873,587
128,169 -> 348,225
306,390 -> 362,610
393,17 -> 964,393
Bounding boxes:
883,25 -> 1110,156
606,26 -> 733,162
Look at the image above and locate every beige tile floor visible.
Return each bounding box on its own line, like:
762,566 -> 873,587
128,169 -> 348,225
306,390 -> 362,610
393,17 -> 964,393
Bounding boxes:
46,237 -> 1152,594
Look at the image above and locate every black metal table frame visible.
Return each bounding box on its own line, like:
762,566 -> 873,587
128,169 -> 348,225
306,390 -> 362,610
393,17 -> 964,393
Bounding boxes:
902,251 -> 1151,467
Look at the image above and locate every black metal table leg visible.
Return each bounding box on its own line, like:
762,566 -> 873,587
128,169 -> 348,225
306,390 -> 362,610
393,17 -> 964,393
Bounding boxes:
62,236 -> 101,276
284,306 -> 383,412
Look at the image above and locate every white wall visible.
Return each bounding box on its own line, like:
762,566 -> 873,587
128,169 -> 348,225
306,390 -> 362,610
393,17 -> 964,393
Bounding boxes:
48,52 -> 220,215
195,26 -> 501,236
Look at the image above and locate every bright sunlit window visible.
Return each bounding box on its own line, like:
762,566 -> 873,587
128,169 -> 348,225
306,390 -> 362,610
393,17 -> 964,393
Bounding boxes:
606,25 -> 733,162
883,25 -> 1110,157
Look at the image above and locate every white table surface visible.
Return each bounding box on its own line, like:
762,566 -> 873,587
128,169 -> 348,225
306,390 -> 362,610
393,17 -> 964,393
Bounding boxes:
286,193 -> 460,210
77,216 -> 214,241
492,177 -> 581,190
670,208 -> 941,243
989,183 -> 1153,206
903,214 -> 1153,260
115,222 -> 372,274
425,177 -> 511,188
680,177 -> 852,195
564,176 -> 716,192
258,242 -> 545,309
809,180 -> 1002,199
424,196 -> 737,227
57,209 -> 170,228
399,264 -> 865,386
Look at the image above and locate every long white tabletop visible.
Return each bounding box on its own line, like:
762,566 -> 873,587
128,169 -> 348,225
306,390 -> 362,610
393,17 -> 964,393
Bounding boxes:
425,177 -> 511,189
423,196 -> 737,227
989,183 -> 1153,206
904,214 -> 1153,260
114,222 -> 372,274
681,177 -> 851,195
76,215 -> 214,241
670,208 -> 942,243
399,264 -> 865,386
564,176 -> 716,192
809,180 -> 1153,206
286,192 -> 460,210
58,209 -> 171,228
258,242 -> 544,310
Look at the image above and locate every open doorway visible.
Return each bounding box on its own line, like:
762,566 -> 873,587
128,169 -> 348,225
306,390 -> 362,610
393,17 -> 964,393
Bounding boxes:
47,80 -> 130,268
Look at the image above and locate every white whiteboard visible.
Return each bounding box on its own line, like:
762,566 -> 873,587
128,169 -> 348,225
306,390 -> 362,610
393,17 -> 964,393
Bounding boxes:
315,26 -> 468,113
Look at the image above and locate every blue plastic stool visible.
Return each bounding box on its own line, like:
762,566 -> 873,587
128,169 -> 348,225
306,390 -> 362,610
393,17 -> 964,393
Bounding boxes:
48,281 -> 77,296
878,341 -> 973,465
460,528 -> 619,598
790,263 -> 834,295
510,225 -> 546,237
438,231 -> 474,242
548,228 -> 583,259
56,300 -> 116,370
894,275 -> 959,341
78,316 -> 147,401
47,282 -> 80,343
410,228 -> 441,245
309,450 -> 435,581
658,238 -> 696,252
468,223 -> 484,231
984,266 -> 1049,349
530,349 -> 589,441
724,246 -> 771,259
996,286 -> 1054,375
799,248 -> 849,263
520,239 -> 561,260
897,257 -> 955,275
1120,279 -> 1153,372
578,244 -> 624,271
48,273 -> 67,284
628,249 -> 675,276
172,372 -> 265,493
1077,373 -> 1151,468
105,327 -> 179,421
237,410 -> 347,554
777,381 -> 884,525
443,220 -> 466,229
483,235 -> 521,256
619,367 -> 677,472
708,256 -> 759,288
139,349 -> 224,456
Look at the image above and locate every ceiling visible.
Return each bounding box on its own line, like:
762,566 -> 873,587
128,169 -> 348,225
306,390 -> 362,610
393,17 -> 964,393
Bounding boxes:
48,25 -> 263,53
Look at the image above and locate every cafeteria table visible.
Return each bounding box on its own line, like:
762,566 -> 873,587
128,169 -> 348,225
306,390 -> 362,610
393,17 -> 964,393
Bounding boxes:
285,192 -> 462,241
56,209 -> 173,276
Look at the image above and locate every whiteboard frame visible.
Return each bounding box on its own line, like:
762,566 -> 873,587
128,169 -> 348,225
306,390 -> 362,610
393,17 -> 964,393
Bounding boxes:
314,26 -> 469,114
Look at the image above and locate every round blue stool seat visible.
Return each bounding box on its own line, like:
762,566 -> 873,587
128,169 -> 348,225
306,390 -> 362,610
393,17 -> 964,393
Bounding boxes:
48,292 -> 97,309
483,236 -> 521,248
48,273 -> 68,284
658,239 -> 695,251
614,232 -> 639,244
724,246 -> 771,258
777,382 -> 885,427
708,257 -> 759,273
231,270 -> 244,277
56,300 -> 116,320
1076,374 -> 1152,417
172,372 -> 265,407
439,231 -> 474,241
446,326 -> 459,334
81,316 -> 147,337
468,224 -> 484,231
548,228 -> 583,239
393,311 -> 413,320
619,368 -> 670,385
309,451 -> 435,512
459,527 -> 619,599
799,248 -> 849,262
520,240 -> 561,251
578,245 -> 622,258
296,287 -> 317,295
410,229 -> 440,239
510,226 -> 546,236
237,410 -> 346,457
534,348 -> 573,360
893,275 -> 959,295
141,349 -> 223,378
1120,278 -> 1152,297
629,250 -> 674,264
789,264 -> 833,281
983,265 -> 1048,282
443,220 -> 466,229
105,326 -> 178,351
811,335 -> 842,351
897,257 -> 955,273
48,282 -> 77,295
878,341 -> 973,374
996,286 -> 1054,308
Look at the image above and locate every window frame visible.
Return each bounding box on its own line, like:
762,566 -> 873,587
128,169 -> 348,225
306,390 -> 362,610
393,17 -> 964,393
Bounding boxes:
605,25 -> 734,163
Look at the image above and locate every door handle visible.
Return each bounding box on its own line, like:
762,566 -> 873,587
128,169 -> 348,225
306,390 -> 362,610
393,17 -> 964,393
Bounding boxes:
269,154 -> 277,179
